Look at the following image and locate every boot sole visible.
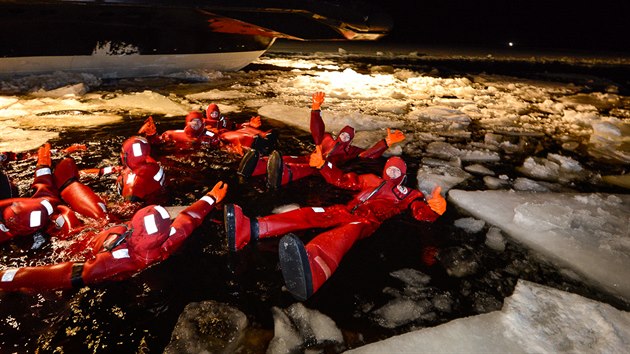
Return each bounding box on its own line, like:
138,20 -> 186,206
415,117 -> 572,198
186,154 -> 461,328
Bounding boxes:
266,151 -> 283,190
279,234 -> 313,301
224,204 -> 237,252
237,149 -> 259,179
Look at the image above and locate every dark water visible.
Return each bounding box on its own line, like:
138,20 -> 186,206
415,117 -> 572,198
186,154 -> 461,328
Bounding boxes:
1,52 -> 629,353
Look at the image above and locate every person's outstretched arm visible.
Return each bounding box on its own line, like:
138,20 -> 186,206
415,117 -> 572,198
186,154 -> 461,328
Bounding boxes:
160,181 -> 228,256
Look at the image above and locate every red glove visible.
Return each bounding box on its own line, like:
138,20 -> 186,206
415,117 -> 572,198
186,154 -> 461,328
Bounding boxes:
312,92 -> 325,110
207,181 -> 228,203
248,116 -> 262,128
427,186 -> 446,215
385,128 -> 405,147
138,116 -> 157,136
37,143 -> 51,167
309,145 -> 325,169
62,144 -> 87,154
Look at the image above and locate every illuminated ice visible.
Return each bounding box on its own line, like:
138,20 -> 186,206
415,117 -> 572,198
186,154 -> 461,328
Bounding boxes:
268,303 -> 343,353
454,217 -> 486,233
349,280 -> 630,354
448,190 -> 630,303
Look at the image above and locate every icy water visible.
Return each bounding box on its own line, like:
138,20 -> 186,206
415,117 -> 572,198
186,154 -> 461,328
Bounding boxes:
0,42 -> 629,352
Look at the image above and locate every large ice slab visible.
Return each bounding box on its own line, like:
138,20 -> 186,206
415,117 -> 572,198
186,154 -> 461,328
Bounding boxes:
448,190 -> 630,303
348,280 -> 630,353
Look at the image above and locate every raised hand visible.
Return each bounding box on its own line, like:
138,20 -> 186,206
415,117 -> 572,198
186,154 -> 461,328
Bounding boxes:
311,92 -> 326,110
385,128 -> 405,147
427,186 -> 446,215
309,145 -> 325,169
249,116 -> 262,128
37,143 -> 51,167
207,181 -> 228,203
138,116 -> 157,136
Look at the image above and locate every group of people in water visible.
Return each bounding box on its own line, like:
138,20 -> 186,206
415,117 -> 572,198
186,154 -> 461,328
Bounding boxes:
0,92 -> 446,300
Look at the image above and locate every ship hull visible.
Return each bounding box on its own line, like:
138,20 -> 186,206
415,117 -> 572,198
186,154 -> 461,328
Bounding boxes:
0,0 -> 391,78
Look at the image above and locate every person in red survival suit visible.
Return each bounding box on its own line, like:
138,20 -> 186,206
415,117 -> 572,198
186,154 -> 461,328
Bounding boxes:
205,103 -> 277,155
237,92 -> 406,190
224,154 -> 446,300
137,111 -> 221,151
0,181 -> 227,293
0,144 -> 109,248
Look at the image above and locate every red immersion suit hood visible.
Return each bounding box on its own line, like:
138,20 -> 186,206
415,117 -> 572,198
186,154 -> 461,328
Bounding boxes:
121,136 -> 153,170
184,111 -> 205,136
2,199 -> 53,235
127,205 -> 172,264
337,125 -> 355,144
383,156 -> 407,185
206,104 -> 220,119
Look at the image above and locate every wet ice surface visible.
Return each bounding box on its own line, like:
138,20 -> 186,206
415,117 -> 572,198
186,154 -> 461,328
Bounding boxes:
0,42 -> 629,352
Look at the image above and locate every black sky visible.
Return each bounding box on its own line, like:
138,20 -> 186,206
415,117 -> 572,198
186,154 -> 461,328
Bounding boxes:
361,0 -> 629,54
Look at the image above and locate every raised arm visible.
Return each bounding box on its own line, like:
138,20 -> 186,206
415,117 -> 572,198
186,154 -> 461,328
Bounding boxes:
310,92 -> 326,145
161,181 -> 228,255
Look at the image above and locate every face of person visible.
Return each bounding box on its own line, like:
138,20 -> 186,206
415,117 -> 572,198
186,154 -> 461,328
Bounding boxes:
339,132 -> 351,143
189,118 -> 203,131
210,111 -> 219,119
385,166 -> 402,179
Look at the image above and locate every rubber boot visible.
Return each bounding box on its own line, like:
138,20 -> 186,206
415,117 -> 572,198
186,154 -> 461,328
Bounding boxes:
224,204 -> 258,251
266,150 -> 284,190
237,149 -> 260,180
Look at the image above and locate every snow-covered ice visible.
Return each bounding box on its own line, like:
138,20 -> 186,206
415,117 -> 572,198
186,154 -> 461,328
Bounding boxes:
448,190 -> 630,303
348,280 -> 630,354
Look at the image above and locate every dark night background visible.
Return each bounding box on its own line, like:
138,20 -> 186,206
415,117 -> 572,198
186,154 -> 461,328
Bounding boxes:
359,0 -> 630,55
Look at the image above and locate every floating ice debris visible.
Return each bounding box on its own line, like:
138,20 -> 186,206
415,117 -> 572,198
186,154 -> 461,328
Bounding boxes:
512,177 -> 551,192
416,164 -> 472,196
464,163 -> 495,176
588,117 -> 630,164
483,175 -> 511,190
454,217 -> 486,233
426,141 -> 500,163
485,227 -> 506,252
602,174 -> 630,189
448,190 -> 630,303
164,301 -> 248,354
390,269 -> 431,288
372,298 -> 434,329
349,280 -> 630,354
268,303 -> 344,353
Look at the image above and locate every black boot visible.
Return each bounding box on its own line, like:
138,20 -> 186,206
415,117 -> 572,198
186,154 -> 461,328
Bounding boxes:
279,234 -> 314,301
266,150 -> 283,190
237,149 -> 259,180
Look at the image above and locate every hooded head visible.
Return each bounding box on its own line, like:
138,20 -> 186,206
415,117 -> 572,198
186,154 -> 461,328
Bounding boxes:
206,104 -> 220,120
184,111 -> 205,137
127,205 -> 172,265
2,199 -> 54,236
336,126 -> 355,145
382,156 -> 407,185
121,136 -> 152,170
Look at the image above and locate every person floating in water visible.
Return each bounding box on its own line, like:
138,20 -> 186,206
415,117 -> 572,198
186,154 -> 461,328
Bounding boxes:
0,143 -> 108,248
0,181 -> 227,293
138,111 -> 221,152
80,136 -> 167,216
205,104 -> 277,155
224,153 -> 446,300
138,106 -> 275,155
237,92 -> 405,190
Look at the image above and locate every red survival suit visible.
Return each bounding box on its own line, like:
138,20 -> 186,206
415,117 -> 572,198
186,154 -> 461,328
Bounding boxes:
205,104 -> 276,154
140,112 -> 221,151
225,156 -> 446,300
0,182 -> 227,292
238,108 -> 397,190
0,145 -> 108,244
85,136 -> 166,207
